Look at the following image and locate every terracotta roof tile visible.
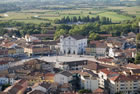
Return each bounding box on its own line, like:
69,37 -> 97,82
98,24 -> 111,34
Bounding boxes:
114,75 -> 140,82
100,68 -> 118,76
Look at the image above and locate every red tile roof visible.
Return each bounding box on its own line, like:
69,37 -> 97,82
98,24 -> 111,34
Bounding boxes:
111,75 -> 140,82
1,42 -> 16,48
93,88 -> 107,94
99,34 -> 112,37
90,40 -> 107,48
83,61 -> 105,71
94,88 -> 104,92
98,58 -> 113,63
100,68 -> 118,76
124,64 -> 140,69
0,61 -> 8,65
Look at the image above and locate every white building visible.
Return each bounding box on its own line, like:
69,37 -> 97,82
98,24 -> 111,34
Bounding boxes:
59,35 -> 87,55
54,71 -> 73,84
25,35 -> 39,42
0,76 -> 15,85
30,82 -> 51,93
80,71 -> 98,91
98,68 -> 118,88
109,48 -> 122,58
86,40 -> 108,56
59,60 -> 88,71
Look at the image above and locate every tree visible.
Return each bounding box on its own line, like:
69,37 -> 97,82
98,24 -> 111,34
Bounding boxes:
87,15 -> 90,22
100,17 -> 107,24
54,19 -> 61,24
0,28 -> 8,36
78,89 -> 92,94
89,32 -> 100,41
72,16 -> 78,22
95,16 -> 100,21
137,33 -> 140,41
1,84 -> 10,91
78,16 -> 82,22
66,16 -> 70,23
41,29 -> 48,34
69,26 -> 82,35
54,29 -> 67,40
57,24 -> 71,31
61,17 -> 66,23
90,17 -> 95,22
115,92 -> 123,94
89,12 -> 92,14
135,52 -> 140,64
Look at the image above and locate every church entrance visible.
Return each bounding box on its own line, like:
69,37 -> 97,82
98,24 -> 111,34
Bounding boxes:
68,49 -> 71,54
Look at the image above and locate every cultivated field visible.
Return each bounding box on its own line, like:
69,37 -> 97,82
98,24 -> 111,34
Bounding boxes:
107,6 -> 140,17
0,6 -> 139,24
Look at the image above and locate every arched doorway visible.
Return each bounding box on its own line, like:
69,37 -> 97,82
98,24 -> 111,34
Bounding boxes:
64,50 -> 66,54
68,50 -> 71,54
73,51 -> 75,54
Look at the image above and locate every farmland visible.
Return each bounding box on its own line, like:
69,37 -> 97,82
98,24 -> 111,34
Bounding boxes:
0,6 -> 139,24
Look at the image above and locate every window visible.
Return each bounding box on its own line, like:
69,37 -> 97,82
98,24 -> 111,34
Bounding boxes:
120,87 -> 124,90
121,84 -> 125,86
134,80 -> 137,82
102,75 -> 104,79
133,87 -> 137,89
133,83 -> 137,86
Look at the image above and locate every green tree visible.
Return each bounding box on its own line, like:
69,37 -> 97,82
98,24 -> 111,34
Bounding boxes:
69,25 -> 82,35
78,16 -> 82,21
135,52 -> 140,64
89,32 -> 100,41
54,29 -> 67,40
66,16 -> 71,23
78,89 -> 92,94
1,84 -> 10,91
72,16 -> 78,22
136,33 -> 140,41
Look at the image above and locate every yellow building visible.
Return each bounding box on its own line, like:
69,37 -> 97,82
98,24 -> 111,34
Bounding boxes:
8,48 -> 16,56
24,45 -> 50,56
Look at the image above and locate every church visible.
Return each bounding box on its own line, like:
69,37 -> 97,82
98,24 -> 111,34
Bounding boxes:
59,35 -> 87,55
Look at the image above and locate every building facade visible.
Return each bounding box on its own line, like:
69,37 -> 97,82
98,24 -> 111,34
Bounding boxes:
54,71 -> 73,84
109,75 -> 140,94
59,35 -> 87,55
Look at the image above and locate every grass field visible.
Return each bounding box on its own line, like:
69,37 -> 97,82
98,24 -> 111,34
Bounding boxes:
107,6 -> 140,17
0,6 -> 139,24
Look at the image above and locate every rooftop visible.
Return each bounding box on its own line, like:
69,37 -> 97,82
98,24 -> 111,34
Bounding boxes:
110,75 -> 140,82
29,90 -> 45,94
60,71 -> 73,77
63,35 -> 86,40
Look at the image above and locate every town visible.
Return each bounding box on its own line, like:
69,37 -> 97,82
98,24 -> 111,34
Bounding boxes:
0,21 -> 139,94
0,0 -> 140,94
